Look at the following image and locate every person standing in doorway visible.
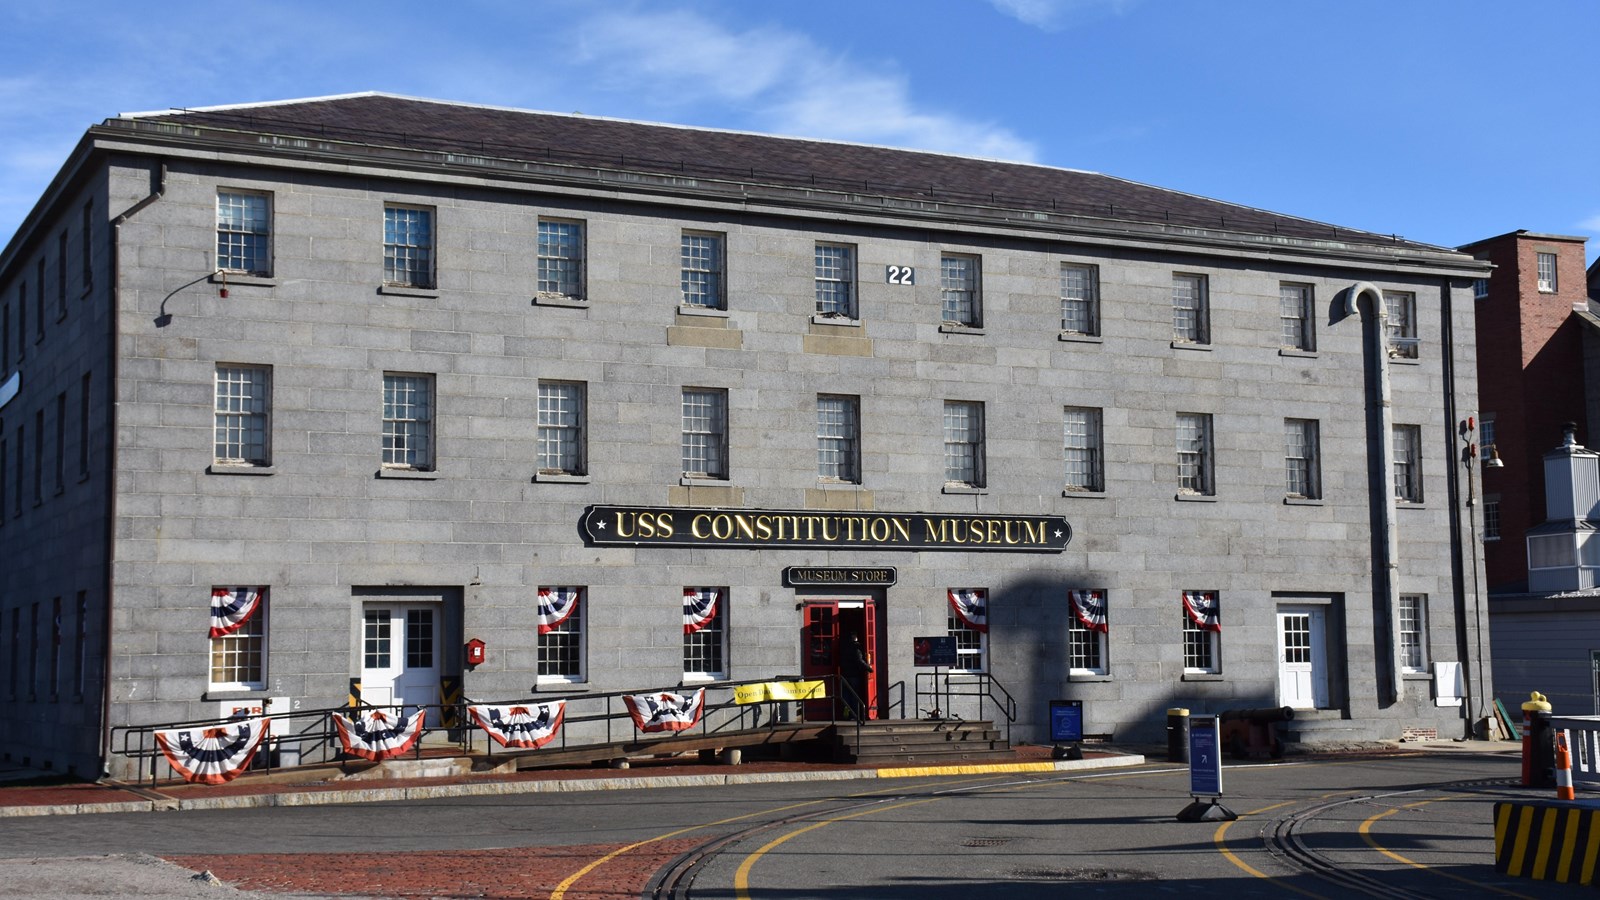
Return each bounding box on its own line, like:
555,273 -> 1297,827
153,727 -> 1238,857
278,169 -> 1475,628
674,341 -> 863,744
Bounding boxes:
841,632 -> 870,720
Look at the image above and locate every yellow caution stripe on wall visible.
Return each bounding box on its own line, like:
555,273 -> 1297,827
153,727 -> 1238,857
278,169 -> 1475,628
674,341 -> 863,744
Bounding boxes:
1495,800 -> 1600,885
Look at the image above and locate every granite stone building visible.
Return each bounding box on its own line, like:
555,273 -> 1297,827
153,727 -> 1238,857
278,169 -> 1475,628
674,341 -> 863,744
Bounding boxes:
0,94 -> 1493,777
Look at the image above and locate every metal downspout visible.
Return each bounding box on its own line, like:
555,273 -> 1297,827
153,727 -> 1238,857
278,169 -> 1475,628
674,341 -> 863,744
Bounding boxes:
1346,281 -> 1403,705
99,160 -> 166,775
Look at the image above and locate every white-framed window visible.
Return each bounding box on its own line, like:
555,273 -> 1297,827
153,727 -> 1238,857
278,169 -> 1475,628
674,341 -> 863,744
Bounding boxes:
1280,282 -> 1314,351
214,365 -> 270,466
1176,412 -> 1213,495
1284,418 -> 1320,499
1483,496 -> 1501,541
216,191 -> 271,276
1398,593 -> 1428,672
940,253 -> 981,327
1181,591 -> 1220,673
1067,589 -> 1108,675
1060,263 -> 1100,336
209,586 -> 266,690
1537,251 -> 1558,292
536,586 -> 585,682
1393,424 -> 1422,502
947,588 -> 988,673
682,388 -> 728,479
681,232 -> 725,309
1479,416 -> 1497,456
382,373 -> 434,470
537,380 -> 586,475
1384,291 -> 1418,359
1172,273 -> 1209,344
1063,406 -> 1103,492
816,394 -> 860,483
682,586 -> 727,680
383,205 -> 434,288
814,242 -> 855,318
1472,278 -> 1489,300
538,219 -> 585,300
943,400 -> 985,487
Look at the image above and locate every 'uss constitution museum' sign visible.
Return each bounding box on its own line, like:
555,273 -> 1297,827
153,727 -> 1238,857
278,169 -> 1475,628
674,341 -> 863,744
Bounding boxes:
580,506 -> 1071,553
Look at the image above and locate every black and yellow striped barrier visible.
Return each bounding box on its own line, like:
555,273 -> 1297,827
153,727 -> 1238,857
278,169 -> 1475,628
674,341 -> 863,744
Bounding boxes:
439,676 -> 461,728
348,678 -> 362,708
1494,800 -> 1600,885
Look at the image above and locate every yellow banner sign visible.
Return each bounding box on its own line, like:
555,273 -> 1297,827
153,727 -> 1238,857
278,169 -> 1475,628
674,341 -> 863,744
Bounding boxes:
734,680 -> 828,704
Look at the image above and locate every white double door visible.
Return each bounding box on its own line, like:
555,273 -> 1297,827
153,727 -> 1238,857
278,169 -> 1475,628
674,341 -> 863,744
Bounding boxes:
360,603 -> 441,726
1276,606 -> 1329,710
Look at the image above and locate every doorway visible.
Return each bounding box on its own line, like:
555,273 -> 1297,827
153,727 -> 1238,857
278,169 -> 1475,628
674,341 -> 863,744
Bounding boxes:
360,603 -> 442,726
1277,606 -> 1329,709
800,601 -> 880,720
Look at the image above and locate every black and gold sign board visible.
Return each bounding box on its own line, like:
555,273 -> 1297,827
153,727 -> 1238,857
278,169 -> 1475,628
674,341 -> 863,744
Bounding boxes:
785,566 -> 897,586
581,506 -> 1070,553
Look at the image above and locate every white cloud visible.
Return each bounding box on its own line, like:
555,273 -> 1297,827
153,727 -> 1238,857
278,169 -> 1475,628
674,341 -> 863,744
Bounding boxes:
571,9 -> 1037,162
1580,213 -> 1600,234
986,0 -> 1139,31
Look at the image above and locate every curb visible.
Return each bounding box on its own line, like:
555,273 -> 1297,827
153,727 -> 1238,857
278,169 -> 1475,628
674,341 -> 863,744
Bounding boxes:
0,753 -> 1146,818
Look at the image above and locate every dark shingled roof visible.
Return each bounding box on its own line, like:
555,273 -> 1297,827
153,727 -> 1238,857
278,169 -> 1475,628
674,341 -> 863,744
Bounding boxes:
121,93 -> 1439,252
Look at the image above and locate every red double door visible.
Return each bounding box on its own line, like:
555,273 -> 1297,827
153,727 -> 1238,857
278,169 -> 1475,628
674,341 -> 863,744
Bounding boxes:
801,602 -> 880,720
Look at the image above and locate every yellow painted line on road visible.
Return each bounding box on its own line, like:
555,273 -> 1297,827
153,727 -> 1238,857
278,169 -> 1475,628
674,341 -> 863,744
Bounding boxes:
1360,798 -> 1539,900
734,798 -> 940,900
1212,801 -> 1329,900
878,761 -> 1060,778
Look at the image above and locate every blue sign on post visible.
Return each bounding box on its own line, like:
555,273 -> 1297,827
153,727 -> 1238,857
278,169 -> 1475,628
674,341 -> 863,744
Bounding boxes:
1188,715 -> 1223,798
1049,700 -> 1083,743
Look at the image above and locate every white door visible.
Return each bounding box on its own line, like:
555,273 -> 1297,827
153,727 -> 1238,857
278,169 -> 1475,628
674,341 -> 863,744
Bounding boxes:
1277,607 -> 1328,709
361,604 -> 441,726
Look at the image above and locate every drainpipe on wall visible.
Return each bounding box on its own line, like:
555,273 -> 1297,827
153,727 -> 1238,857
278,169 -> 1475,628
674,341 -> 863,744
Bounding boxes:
1346,281 -> 1403,706
99,160 -> 166,776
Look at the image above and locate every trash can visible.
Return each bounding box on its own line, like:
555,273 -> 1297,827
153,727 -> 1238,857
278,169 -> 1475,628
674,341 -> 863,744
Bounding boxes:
1167,708 -> 1190,763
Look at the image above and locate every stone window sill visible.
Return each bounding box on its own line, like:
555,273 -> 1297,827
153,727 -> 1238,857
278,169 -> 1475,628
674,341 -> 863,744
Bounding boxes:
376,467 -> 439,480
811,314 -> 861,328
534,472 -> 592,484
379,284 -> 439,298
211,273 -> 276,288
943,484 -> 988,495
208,464 -> 276,476
939,323 -> 985,335
680,476 -> 733,487
1181,672 -> 1224,682
1171,341 -> 1212,352
1062,489 -> 1106,499
678,305 -> 729,319
1278,348 -> 1318,359
534,294 -> 589,308
1069,673 -> 1112,683
1059,332 -> 1103,344
1175,492 -> 1217,502
1284,497 -> 1324,506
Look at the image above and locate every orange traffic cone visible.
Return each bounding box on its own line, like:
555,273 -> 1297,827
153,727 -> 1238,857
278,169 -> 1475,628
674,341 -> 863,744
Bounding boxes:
1556,730 -> 1576,801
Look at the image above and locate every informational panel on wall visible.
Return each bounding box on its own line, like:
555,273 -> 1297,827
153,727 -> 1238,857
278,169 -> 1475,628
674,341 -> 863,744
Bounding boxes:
913,636 -> 957,667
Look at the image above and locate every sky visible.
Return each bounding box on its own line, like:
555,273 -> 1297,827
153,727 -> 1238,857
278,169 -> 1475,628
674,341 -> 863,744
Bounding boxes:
1,0 -> 1596,261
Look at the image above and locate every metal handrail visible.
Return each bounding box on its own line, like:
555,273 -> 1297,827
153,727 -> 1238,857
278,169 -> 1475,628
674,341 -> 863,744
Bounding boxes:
913,672 -> 1018,746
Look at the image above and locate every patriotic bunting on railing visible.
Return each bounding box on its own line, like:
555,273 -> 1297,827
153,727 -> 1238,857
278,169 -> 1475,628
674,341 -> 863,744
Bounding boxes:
1182,591 -> 1222,632
155,719 -> 269,784
1070,590 -> 1109,633
537,587 -> 580,635
683,588 -> 720,635
622,689 -> 705,733
467,702 -> 566,749
948,588 -> 988,633
332,708 -> 426,761
209,586 -> 264,639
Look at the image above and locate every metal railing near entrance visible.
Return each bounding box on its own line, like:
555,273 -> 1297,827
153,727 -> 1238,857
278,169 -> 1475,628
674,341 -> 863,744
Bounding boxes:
109,675 -> 845,788
913,672 -> 1017,743
1552,715 -> 1600,791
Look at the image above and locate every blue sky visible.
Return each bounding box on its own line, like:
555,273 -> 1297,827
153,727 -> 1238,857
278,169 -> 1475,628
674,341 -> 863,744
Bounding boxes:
2,0 -> 1596,261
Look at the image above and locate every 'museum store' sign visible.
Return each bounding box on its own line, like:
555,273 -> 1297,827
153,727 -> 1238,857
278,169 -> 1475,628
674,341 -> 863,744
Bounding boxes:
580,506 -> 1071,552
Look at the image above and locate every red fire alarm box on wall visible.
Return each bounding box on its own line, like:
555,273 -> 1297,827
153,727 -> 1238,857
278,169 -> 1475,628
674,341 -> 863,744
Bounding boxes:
465,638 -> 486,666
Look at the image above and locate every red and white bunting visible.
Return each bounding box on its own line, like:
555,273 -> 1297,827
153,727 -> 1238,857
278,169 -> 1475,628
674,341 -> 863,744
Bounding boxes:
536,587 -> 580,635
623,689 -> 705,733
467,702 -> 565,749
1182,591 -> 1222,632
155,719 -> 269,785
332,708 -> 426,761
948,588 -> 988,633
209,587 -> 263,638
1070,590 -> 1109,633
683,588 -> 720,635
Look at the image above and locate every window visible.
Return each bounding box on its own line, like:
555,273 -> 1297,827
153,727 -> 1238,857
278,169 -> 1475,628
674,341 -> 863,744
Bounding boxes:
537,219 -> 585,301
537,380 -> 586,475
214,365 -> 271,466
1479,417 -> 1497,459
53,392 -> 65,493
1398,594 -> 1427,672
1067,590 -> 1108,675
1182,591 -> 1220,673
7,608 -> 16,697
1172,274 -> 1209,344
1060,264 -> 1100,336
1537,252 -> 1558,292
1393,424 -> 1422,502
383,205 -> 433,288
1472,278 -> 1488,300
48,596 -> 60,699
406,608 -> 435,669
536,586 -> 584,682
1062,406 -> 1103,492
1279,282 -> 1314,351
0,428 -> 6,522
1176,413 -> 1213,495
210,587 -> 266,690
74,590 -> 87,697
947,588 -> 988,673
56,233 -> 67,318
2,300 -> 9,371
35,260 -> 44,341
943,400 -> 985,487
1384,291 -> 1417,359
1483,496 -> 1501,541
78,372 -> 90,478
10,421 -> 18,516
28,602 -> 38,697
814,243 -> 855,318
382,373 -> 434,470
217,191 -> 272,277
1284,418 -> 1320,499
681,388 -> 728,479
16,281 -> 25,361
32,408 -> 43,505
683,587 -> 726,679
940,254 -> 981,327
680,232 -> 724,309
81,201 -> 93,289
816,394 -> 860,483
